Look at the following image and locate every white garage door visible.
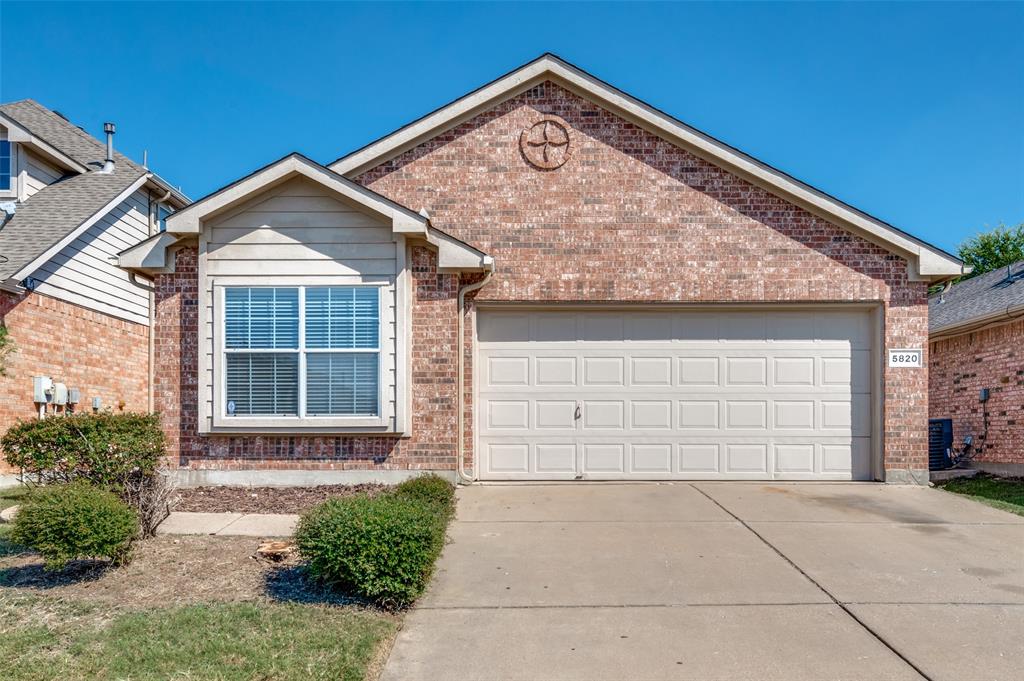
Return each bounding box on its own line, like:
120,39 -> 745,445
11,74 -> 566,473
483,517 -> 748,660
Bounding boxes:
477,308 -> 874,481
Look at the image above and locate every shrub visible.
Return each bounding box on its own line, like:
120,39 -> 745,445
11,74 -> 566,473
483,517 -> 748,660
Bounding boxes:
120,468 -> 180,538
11,482 -> 138,570
392,474 -> 456,518
295,494 -> 447,608
1,412 -> 165,488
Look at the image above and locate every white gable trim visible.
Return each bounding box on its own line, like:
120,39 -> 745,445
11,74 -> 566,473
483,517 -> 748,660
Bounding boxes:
165,153 -> 428,236
329,54 -> 964,281
127,154 -> 492,276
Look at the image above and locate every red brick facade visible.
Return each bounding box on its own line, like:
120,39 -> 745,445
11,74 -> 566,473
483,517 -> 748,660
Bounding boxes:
155,245 -> 465,472
929,319 -> 1024,465
154,81 -> 931,478
0,291 -> 149,473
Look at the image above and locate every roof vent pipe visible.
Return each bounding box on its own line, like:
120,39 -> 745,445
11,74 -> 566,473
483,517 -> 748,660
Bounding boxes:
101,122 -> 116,173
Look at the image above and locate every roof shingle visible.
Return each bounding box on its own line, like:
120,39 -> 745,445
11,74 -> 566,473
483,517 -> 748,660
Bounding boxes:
928,261 -> 1024,333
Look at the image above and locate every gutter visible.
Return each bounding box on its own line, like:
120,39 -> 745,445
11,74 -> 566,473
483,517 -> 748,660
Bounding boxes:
930,301 -> 1024,341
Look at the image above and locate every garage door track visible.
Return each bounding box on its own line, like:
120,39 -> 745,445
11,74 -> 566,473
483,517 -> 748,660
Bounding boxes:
381,482 -> 1024,681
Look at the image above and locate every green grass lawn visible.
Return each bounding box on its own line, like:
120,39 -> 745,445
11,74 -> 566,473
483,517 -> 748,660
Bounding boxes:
0,592 -> 396,681
0,485 -> 27,511
936,474 -> 1024,516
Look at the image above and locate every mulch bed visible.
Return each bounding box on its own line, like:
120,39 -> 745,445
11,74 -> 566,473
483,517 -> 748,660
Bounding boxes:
175,484 -> 387,514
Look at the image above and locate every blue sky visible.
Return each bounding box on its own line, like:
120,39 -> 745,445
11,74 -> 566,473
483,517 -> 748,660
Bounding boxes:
2,2 -> 1021,253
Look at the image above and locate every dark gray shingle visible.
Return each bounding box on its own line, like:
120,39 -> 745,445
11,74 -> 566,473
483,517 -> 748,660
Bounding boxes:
928,261 -> 1024,332
0,167 -> 145,280
0,99 -> 144,173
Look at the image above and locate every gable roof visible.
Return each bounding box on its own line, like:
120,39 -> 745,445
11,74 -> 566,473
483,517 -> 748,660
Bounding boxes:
0,167 -> 148,281
328,53 -> 964,282
155,152 -> 491,273
929,261 -> 1024,336
165,152 -> 430,235
0,99 -> 189,287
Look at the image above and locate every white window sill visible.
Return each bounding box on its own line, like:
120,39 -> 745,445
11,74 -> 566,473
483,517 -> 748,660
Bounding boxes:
211,415 -> 389,430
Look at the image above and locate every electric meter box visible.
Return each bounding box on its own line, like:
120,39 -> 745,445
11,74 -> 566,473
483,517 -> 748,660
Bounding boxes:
52,383 -> 69,406
32,376 -> 53,403
68,388 -> 81,405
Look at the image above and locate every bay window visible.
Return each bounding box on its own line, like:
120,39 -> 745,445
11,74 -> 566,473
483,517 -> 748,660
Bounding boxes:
221,285 -> 382,422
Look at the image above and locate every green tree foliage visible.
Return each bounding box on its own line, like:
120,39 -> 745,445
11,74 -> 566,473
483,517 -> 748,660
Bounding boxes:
957,223 -> 1024,280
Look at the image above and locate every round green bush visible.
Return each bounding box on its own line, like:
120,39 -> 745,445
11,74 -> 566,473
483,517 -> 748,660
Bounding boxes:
295,494 -> 446,608
2,412 -> 165,488
392,474 -> 455,518
11,482 -> 139,570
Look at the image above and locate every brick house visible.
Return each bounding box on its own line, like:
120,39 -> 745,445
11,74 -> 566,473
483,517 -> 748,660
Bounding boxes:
0,100 -> 188,484
122,55 -> 965,486
928,262 -> 1024,475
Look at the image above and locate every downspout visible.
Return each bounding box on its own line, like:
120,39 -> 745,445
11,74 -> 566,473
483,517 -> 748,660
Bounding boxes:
128,271 -> 157,414
144,187 -> 171,415
456,259 -> 495,484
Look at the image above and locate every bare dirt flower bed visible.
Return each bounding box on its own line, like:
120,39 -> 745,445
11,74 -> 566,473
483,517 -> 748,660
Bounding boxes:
176,483 -> 387,514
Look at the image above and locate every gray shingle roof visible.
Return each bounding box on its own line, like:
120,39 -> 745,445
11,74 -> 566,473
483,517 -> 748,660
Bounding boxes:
0,99 -> 144,173
0,99 -> 150,282
0,168 -> 145,280
929,261 -> 1024,333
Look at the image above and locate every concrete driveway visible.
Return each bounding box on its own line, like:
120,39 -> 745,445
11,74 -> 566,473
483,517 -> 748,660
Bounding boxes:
381,483 -> 1024,681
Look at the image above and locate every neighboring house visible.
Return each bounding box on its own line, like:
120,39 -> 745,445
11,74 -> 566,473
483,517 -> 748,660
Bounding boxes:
0,100 -> 188,482
929,262 -> 1024,475
121,54 -> 965,487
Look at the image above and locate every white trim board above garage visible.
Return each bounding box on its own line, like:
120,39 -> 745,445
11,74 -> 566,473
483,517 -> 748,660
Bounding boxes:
329,53 -> 964,282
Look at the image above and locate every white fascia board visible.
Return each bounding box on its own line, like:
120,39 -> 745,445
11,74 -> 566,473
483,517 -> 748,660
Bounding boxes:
425,227 -> 494,271
165,154 -> 427,236
11,174 -> 151,282
329,55 -> 963,280
0,113 -> 89,174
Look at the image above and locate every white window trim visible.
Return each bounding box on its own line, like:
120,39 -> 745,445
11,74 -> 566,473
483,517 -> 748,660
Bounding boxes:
212,282 -> 388,429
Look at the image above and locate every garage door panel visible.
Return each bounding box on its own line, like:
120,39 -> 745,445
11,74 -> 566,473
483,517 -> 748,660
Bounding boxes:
679,357 -> 719,386
725,357 -> 768,386
726,444 -> 769,473
487,400 -> 530,429
535,356 -> 576,386
631,357 -> 673,385
583,443 -> 625,473
582,401 -> 624,429
535,401 -> 577,429
725,401 -> 768,429
535,444 -> 577,473
487,356 -> 530,386
631,401 -> 673,429
630,444 -> 673,473
583,357 -> 624,385
679,444 -> 720,473
478,309 -> 874,481
774,357 -> 815,386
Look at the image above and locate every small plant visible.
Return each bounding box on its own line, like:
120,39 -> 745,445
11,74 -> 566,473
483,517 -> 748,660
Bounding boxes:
392,474 -> 456,519
295,494 -> 447,608
11,482 -> 138,570
1,412 -> 164,488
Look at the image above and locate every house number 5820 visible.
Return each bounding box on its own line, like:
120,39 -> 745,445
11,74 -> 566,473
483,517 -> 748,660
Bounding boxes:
887,349 -> 923,368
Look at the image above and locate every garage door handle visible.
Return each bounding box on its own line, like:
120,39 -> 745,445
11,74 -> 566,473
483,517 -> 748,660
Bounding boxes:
574,403 -> 582,420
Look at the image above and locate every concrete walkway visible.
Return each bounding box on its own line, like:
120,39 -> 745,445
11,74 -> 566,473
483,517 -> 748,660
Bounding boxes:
157,511 -> 298,537
382,482 -> 1024,681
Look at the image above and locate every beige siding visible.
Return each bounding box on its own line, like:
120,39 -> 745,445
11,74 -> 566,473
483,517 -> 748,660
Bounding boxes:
199,177 -> 400,433
30,188 -> 151,325
21,148 -> 64,199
